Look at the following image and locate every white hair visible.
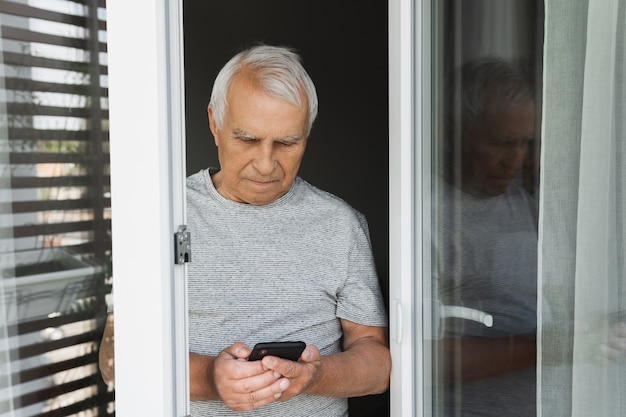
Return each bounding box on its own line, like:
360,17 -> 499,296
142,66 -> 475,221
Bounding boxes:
458,56 -> 535,133
209,45 -> 318,135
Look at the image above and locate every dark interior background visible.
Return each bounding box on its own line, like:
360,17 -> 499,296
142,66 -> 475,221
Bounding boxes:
182,1 -> 389,415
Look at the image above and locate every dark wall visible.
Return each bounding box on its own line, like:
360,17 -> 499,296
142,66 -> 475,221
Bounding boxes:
183,2 -> 389,415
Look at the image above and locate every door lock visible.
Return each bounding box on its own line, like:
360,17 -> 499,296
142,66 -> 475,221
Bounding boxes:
174,225 -> 191,264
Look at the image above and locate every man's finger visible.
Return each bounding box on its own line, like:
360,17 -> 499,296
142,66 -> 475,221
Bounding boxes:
222,341 -> 252,360
261,356 -> 299,378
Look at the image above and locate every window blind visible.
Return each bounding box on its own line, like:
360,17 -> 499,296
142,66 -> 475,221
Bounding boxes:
1,0 -> 113,415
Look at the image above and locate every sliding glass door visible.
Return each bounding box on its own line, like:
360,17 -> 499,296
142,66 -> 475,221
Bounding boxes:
392,1 -> 626,416
390,1 -> 542,415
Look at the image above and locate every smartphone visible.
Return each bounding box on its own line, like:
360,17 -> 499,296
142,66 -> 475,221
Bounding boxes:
248,341 -> 306,361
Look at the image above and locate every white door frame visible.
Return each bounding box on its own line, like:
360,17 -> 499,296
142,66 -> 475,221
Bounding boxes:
108,0 -> 430,415
389,0 -> 432,416
107,0 -> 189,416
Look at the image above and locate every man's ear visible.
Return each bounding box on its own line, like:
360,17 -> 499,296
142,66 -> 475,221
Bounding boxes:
207,105 -> 219,147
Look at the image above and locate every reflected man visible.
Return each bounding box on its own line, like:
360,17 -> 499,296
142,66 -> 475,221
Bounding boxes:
437,56 -> 538,416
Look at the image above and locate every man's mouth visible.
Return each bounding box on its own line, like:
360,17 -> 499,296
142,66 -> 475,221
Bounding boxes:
248,178 -> 278,186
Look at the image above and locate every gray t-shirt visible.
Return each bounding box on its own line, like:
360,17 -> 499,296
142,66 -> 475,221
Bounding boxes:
437,179 -> 538,337
437,179 -> 538,417
186,169 -> 387,417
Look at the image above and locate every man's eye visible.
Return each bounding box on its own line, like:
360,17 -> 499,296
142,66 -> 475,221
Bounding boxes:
278,141 -> 296,147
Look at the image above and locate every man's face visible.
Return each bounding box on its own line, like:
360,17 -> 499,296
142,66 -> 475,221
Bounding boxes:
462,102 -> 535,197
208,74 -> 309,205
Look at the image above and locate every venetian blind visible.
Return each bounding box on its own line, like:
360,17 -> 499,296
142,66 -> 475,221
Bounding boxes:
0,0 -> 113,415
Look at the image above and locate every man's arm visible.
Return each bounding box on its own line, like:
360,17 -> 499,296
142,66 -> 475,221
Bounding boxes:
441,320 -> 626,383
263,319 -> 390,400
307,319 -> 390,396
98,312 -> 115,385
189,352 -> 218,400
440,334 -> 536,382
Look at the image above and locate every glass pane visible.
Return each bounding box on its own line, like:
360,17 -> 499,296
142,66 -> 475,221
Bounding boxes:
0,0 -> 114,415
427,1 -> 543,416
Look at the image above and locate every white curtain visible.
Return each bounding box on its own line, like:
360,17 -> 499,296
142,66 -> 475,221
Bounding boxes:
539,0 -> 626,416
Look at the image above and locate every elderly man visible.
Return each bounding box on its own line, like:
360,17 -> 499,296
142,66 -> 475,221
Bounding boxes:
187,45 -> 390,416
436,56 -> 538,416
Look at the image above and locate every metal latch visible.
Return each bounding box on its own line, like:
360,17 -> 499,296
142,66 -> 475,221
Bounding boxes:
174,225 -> 191,264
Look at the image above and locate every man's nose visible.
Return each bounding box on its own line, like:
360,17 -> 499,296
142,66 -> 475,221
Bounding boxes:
253,143 -> 276,175
502,144 -> 527,172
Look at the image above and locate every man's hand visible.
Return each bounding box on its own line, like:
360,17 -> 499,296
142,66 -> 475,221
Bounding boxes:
260,345 -> 323,402
190,322 -> 390,407
190,342 -> 291,412
260,322 -> 390,399
599,322 -> 626,361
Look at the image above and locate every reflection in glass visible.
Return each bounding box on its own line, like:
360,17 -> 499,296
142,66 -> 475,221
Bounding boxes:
431,2 -> 542,416
0,1 -> 113,415
435,56 -> 538,417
